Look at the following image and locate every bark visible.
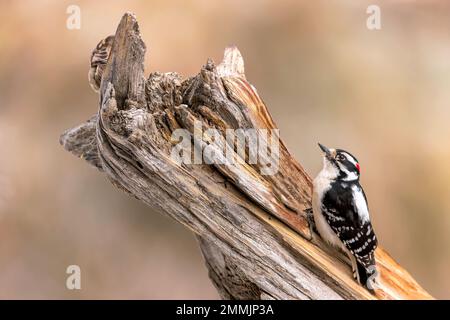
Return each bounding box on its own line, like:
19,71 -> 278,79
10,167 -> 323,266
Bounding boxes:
60,13 -> 432,300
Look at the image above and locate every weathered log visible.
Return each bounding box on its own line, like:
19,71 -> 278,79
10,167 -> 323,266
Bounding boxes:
60,12 -> 432,300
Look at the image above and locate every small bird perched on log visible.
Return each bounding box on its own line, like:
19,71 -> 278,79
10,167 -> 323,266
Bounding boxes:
88,35 -> 115,92
312,143 -> 378,291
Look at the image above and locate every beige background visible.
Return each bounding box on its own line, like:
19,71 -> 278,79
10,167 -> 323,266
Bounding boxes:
0,0 -> 449,299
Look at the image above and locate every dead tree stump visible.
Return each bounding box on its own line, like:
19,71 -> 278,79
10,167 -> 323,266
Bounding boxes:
60,13 -> 432,300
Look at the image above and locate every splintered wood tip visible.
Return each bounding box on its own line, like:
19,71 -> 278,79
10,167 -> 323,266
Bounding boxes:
217,46 -> 245,78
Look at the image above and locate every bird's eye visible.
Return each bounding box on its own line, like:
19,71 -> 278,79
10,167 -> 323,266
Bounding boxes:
336,154 -> 345,161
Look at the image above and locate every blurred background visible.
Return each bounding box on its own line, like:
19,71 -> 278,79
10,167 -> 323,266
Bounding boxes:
0,0 -> 449,299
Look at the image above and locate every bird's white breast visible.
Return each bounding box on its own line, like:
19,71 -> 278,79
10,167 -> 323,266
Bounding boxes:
312,171 -> 348,252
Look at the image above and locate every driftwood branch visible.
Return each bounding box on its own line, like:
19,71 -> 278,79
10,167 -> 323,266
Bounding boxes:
60,13 -> 432,300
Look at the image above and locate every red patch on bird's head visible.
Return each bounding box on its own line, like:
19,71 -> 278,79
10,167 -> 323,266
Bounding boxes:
356,163 -> 360,173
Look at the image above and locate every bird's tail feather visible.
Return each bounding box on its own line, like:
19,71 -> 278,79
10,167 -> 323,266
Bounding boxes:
357,262 -> 378,293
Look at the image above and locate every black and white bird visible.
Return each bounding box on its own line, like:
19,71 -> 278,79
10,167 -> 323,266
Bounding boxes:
312,143 -> 378,291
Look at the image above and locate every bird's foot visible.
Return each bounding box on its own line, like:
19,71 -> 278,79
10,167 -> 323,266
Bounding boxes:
303,207 -> 318,241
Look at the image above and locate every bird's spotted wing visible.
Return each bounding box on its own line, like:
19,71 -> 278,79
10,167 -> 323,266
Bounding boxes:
321,183 -> 378,267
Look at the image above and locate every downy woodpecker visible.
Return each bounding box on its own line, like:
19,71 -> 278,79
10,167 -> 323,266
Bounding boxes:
312,143 -> 378,291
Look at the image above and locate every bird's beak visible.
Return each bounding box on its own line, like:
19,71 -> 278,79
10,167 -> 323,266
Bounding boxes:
318,143 -> 331,156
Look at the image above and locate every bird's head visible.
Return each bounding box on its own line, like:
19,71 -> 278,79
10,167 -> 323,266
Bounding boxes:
318,143 -> 360,181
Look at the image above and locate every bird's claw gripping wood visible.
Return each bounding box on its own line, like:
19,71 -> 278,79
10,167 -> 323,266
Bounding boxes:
60,12 -> 433,300
303,207 -> 317,241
